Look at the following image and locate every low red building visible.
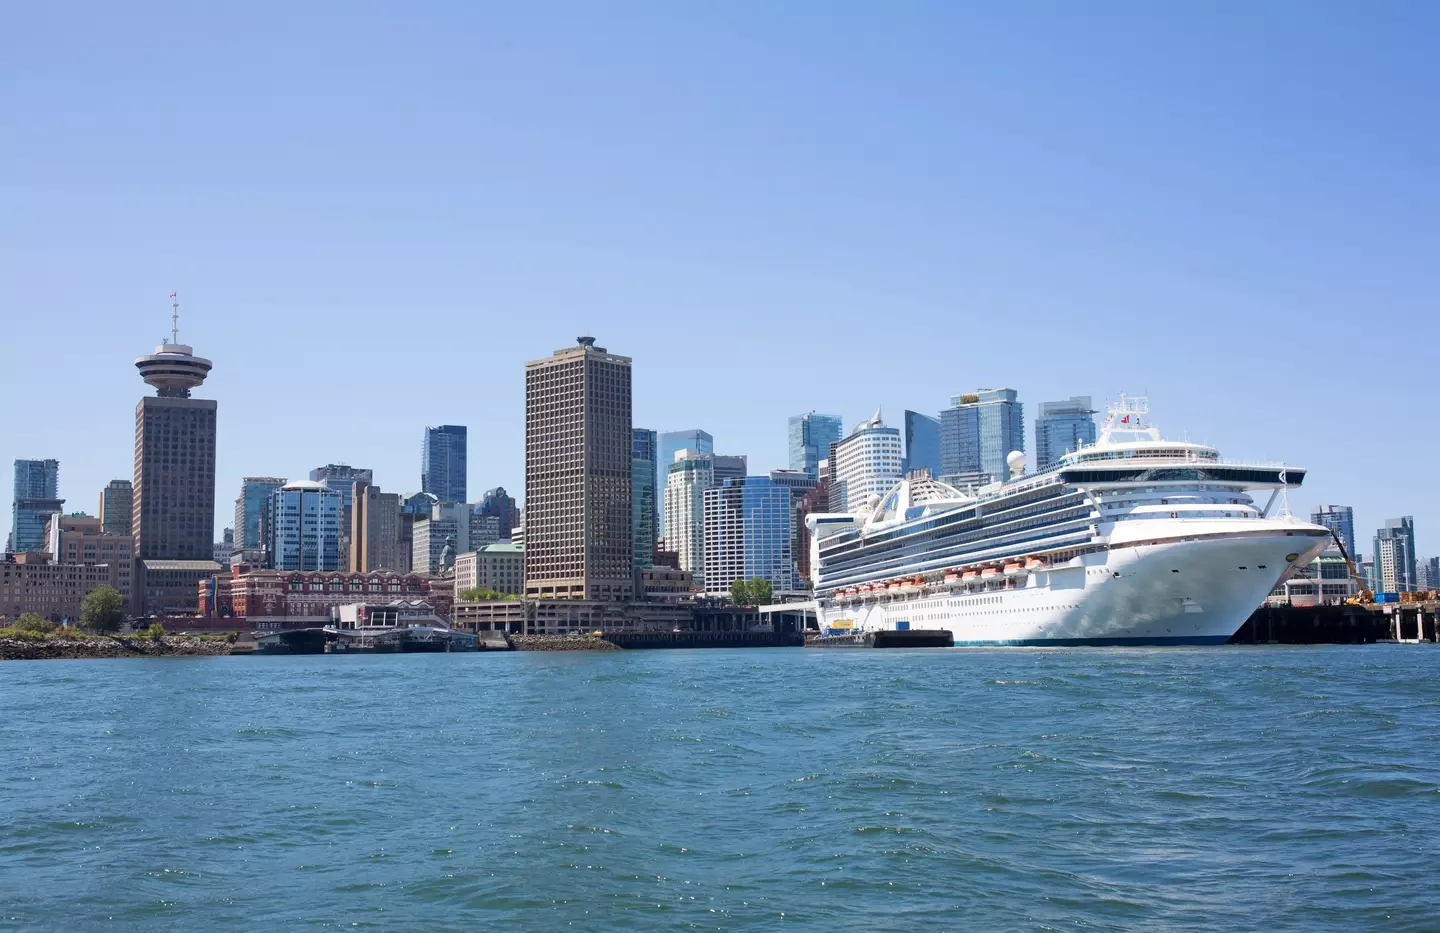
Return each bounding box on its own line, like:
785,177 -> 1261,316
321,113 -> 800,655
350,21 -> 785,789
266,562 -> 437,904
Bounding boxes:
198,565 -> 452,628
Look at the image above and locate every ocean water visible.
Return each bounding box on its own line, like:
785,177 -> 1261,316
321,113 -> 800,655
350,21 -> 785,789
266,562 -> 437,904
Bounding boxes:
2,646 -> 1437,932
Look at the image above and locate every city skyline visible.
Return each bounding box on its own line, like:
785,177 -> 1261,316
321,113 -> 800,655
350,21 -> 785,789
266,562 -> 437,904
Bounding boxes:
4,5 -> 1435,557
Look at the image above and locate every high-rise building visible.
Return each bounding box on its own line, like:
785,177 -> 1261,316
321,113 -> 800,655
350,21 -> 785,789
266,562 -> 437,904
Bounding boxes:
524,337 -> 633,600
269,480 -> 343,572
1422,556 -> 1440,590
10,459 -> 63,553
235,477 -> 287,550
351,482 -> 402,572
1373,516 -> 1417,592
712,454 -> 748,488
1034,396 -> 1097,470
1311,505 -> 1356,559
788,412 -> 844,479
99,479 -> 133,536
662,450 -> 713,588
830,410 -> 903,513
657,429 -> 713,535
477,487 -> 519,540
632,429 -> 658,571
397,492 -> 439,575
940,389 -> 1022,486
703,471 -> 817,596
310,464 -> 373,569
422,425 -> 468,503
902,411 -> 941,476
132,300 -> 217,561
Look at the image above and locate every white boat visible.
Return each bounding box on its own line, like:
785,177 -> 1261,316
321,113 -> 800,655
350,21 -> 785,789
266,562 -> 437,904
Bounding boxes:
805,397 -> 1329,645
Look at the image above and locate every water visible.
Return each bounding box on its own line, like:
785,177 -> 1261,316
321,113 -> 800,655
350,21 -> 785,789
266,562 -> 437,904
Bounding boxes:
2,647 -> 1438,932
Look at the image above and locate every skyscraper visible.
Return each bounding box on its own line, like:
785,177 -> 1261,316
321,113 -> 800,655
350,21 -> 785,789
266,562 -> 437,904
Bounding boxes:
712,454 -> 748,488
351,482 -> 402,572
1034,396 -> 1097,470
421,425 -> 468,503
1373,516 -> 1417,592
632,429 -> 658,571
788,412 -> 843,479
132,299 -> 217,561
310,464 -> 373,570
663,450 -> 713,589
10,459 -> 63,553
235,477 -> 286,550
524,337 -> 633,600
99,479 -> 133,536
1310,505 -> 1356,559
269,480 -> 343,572
830,410 -> 903,512
702,470 -> 817,596
656,429 -> 712,535
478,487 -> 519,540
940,389 -> 1023,485
902,411 -> 940,476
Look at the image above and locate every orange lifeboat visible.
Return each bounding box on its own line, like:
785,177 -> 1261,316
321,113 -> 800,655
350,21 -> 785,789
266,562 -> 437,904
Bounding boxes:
1025,557 -> 1045,570
962,569 -> 980,581
943,571 -> 962,584
887,581 -> 903,592
980,566 -> 1001,581
1003,561 -> 1025,576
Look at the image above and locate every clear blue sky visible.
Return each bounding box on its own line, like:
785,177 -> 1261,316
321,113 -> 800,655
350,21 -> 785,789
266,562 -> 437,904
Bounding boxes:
3,1 -> 1436,558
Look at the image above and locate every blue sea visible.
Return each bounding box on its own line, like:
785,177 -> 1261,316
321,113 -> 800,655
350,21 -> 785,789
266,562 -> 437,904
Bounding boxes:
2,646 -> 1437,931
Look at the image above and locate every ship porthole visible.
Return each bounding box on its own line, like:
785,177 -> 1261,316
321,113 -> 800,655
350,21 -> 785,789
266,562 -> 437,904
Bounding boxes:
1285,553 -> 1299,562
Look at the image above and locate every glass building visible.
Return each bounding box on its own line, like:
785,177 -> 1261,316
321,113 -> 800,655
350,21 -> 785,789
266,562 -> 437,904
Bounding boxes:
941,389 -> 1023,484
1310,505 -> 1356,559
235,476 -> 286,549
1034,396 -> 1097,470
269,481 -> 342,572
422,425 -> 468,503
702,471 -> 817,596
632,429 -> 657,570
902,411 -> 940,476
10,459 -> 62,553
787,412 -> 844,479
657,429 -> 712,535
478,487 -> 519,539
829,411 -> 902,513
1373,516 -> 1417,592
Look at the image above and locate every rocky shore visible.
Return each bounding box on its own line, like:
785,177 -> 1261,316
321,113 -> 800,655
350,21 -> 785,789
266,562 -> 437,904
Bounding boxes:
508,634 -> 620,651
0,635 -> 234,661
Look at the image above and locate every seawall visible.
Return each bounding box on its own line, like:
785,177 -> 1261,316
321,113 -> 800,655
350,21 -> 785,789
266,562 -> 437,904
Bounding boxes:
0,635 -> 234,661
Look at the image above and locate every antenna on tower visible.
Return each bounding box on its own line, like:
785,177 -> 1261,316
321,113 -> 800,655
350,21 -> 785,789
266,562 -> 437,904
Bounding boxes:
169,291 -> 180,345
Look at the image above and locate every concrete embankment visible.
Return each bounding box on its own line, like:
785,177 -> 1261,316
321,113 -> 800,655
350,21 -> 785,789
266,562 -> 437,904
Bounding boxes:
508,634 -> 620,651
0,635 -> 234,661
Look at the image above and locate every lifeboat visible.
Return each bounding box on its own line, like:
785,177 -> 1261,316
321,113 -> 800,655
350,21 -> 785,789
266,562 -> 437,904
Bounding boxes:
857,584 -> 873,595
1025,557 -> 1045,570
1003,561 -> 1025,577
980,566 -> 1001,581
886,581 -> 903,592
944,571 -> 962,584
961,569 -> 980,581
900,577 -> 922,594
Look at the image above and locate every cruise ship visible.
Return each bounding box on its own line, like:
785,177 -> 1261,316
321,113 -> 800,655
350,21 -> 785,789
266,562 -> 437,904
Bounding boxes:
806,398 -> 1331,645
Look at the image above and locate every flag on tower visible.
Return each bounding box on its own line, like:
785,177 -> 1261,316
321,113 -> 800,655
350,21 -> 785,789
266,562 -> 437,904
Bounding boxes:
169,291 -> 177,298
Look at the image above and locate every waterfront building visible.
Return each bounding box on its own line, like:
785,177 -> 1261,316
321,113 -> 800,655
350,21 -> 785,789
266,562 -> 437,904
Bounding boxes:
640,567 -> 694,601
234,477 -> 286,550
477,487 -> 519,540
138,559 -> 222,616
902,411 -> 941,477
1374,517 -> 1417,592
941,389 -> 1023,486
788,412 -> 844,479
0,552 -> 118,622
99,479 -> 133,536
269,481 -> 343,572
1311,505 -> 1357,559
632,429 -> 658,571
702,471 -> 817,596
421,425 -> 468,503
454,542 -> 524,595
713,455 -> 747,488
11,459 -> 63,553
663,450 -> 713,589
1266,550 -> 1360,607
132,302 -> 217,561
350,483 -> 402,572
524,336 -> 633,601
1034,396 -> 1097,470
204,566 -> 447,627
830,410 -> 903,513
45,514 -> 135,609
657,429 -> 712,535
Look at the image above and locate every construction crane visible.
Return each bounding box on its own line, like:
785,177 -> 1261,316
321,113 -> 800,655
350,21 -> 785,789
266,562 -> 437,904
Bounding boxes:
1328,531 -> 1374,605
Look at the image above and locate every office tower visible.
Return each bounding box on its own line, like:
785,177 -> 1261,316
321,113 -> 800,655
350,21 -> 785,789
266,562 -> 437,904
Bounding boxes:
656,429 -> 712,535
1423,556 -> 1440,590
234,477 -> 286,550
1373,517 -> 1417,592
132,300 -> 217,560
941,389 -> 1023,485
422,425 -> 468,503
524,336 -> 633,600
1034,396 -> 1097,470
269,480 -> 343,572
788,412 -> 844,479
632,429 -> 658,571
351,482 -> 402,572
712,454 -> 747,488
412,504 -> 462,575
703,471 -> 817,596
830,410 -> 903,512
468,511 -> 501,550
902,411 -> 941,476
99,479 -> 133,536
1311,505 -> 1356,558
478,487 -> 519,540
310,464 -> 373,569
397,492 -> 439,575
938,402 -> 981,482
663,450 -> 713,589
11,459 -> 63,553
46,514 -> 135,609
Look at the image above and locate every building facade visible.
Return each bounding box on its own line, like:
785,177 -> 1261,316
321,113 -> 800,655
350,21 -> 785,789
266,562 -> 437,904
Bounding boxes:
663,451 -> 713,589
1311,505 -> 1357,560
902,411 -> 941,477
99,479 -> 133,536
205,566 -> 448,626
351,483 -> 402,572
235,477 -> 286,550
712,455 -> 747,488
1374,516 -> 1417,592
0,553 -> 118,622
454,542 -> 524,595
524,337 -> 633,601
477,487 -> 519,540
941,389 -> 1023,486
656,429 -> 712,535
138,559 -> 222,616
632,429 -> 657,571
11,458 -> 63,553
830,410 -> 903,513
788,412 -> 843,479
47,514 -> 135,609
1034,396 -> 1097,470
269,481 -> 343,572
422,425 -> 468,503
309,464 -> 373,568
702,471 -> 816,596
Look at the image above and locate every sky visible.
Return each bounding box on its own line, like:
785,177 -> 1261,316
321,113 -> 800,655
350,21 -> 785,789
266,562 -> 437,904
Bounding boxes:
3,1 -> 1437,558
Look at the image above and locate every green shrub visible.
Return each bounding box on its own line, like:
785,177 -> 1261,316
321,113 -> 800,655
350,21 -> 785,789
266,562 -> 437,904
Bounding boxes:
11,613 -> 55,634
145,623 -> 168,639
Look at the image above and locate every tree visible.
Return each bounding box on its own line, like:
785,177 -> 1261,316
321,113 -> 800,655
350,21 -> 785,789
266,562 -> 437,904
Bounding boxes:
9,613 -> 55,634
145,622 -> 167,639
729,578 -> 774,606
80,586 -> 126,634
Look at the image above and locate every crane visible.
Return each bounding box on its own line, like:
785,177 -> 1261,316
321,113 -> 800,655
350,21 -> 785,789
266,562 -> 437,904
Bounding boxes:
1328,531 -> 1374,605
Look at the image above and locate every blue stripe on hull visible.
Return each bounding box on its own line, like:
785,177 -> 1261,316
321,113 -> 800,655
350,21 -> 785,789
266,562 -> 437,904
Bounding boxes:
950,635 -> 1233,647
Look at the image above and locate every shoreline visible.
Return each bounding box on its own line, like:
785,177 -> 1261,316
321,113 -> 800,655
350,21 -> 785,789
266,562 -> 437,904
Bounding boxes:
0,635 -> 234,661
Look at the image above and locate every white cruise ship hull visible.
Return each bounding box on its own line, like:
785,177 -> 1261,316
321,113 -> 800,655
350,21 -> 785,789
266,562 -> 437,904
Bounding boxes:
816,529 -> 1329,646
